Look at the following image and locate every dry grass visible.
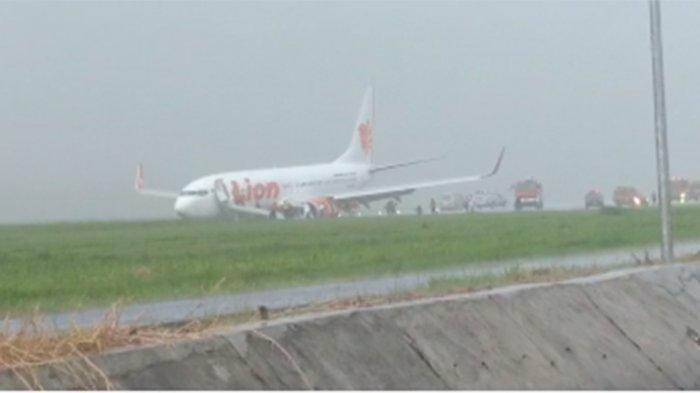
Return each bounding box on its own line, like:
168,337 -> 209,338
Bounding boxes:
130,266 -> 153,279
0,304 -> 222,389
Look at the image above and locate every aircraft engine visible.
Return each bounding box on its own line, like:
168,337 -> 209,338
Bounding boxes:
304,197 -> 338,218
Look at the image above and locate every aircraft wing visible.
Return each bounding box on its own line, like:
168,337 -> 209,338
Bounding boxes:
333,148 -> 504,205
369,155 -> 444,174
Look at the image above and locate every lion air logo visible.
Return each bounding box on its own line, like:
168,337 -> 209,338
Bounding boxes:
358,120 -> 372,155
231,179 -> 280,205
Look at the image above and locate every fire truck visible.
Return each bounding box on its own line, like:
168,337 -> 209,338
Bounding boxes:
689,181 -> 700,202
670,177 -> 691,203
513,179 -> 543,211
613,186 -> 648,208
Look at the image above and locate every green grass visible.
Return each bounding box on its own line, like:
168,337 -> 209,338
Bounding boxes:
1,206 -> 700,314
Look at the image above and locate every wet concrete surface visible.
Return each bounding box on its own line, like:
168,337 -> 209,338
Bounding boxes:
4,262 -> 700,389
7,240 -> 700,332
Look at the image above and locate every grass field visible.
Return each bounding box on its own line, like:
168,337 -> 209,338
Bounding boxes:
1,206 -> 700,314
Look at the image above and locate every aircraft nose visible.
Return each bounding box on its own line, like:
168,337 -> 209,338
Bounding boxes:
174,197 -> 189,218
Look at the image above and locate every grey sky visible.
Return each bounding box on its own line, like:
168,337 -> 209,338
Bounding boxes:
1,1 -> 698,223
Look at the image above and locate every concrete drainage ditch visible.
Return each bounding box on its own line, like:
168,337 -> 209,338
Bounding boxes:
1,263 -> 699,389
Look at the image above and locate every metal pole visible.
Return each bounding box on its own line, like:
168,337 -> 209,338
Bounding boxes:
648,0 -> 674,262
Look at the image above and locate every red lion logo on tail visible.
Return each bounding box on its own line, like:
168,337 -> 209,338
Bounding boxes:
358,120 -> 372,155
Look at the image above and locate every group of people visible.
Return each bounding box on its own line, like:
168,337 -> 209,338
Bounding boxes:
384,198 -> 442,216
412,198 -> 441,216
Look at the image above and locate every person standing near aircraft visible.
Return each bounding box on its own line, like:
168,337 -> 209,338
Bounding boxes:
430,198 -> 438,215
385,200 -> 398,215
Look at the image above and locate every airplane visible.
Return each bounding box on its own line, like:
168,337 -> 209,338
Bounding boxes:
135,86 -> 504,219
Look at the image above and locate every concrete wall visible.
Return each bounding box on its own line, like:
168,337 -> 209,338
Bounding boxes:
2,263 -> 700,389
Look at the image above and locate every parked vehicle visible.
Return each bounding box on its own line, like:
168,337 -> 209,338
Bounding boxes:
513,179 -> 543,211
439,193 -> 467,212
470,190 -> 507,210
670,177 -> 691,203
689,181 -> 700,201
613,186 -> 648,208
584,190 -> 604,209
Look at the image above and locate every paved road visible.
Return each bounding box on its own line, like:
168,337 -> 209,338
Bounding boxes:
7,240 -> 700,333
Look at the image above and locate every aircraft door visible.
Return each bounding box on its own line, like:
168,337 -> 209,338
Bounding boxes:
213,179 -> 230,206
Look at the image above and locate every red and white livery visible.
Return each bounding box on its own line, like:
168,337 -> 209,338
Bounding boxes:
135,87 -> 504,219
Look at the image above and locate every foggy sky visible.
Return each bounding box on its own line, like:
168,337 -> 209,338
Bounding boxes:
1,1 -> 699,223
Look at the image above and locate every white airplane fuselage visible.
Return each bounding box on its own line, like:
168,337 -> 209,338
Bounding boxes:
174,162 -> 370,218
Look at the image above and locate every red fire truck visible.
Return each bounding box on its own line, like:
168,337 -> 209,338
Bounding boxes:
513,179 -> 543,211
613,186 -> 647,208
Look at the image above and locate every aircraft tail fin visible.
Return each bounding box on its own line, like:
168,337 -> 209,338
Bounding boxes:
135,163 -> 145,191
134,163 -> 179,199
335,86 -> 374,166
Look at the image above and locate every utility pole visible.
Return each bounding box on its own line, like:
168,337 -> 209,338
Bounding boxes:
648,0 -> 674,262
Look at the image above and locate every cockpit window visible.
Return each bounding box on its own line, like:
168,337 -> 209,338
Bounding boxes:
179,189 -> 209,197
